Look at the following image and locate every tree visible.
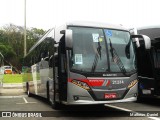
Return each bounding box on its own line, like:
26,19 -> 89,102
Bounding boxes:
0,24 -> 46,71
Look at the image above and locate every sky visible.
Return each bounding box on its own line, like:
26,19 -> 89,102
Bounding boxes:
0,0 -> 160,30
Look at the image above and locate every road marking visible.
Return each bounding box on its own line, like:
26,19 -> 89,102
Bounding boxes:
105,104 -> 132,112
0,95 -> 27,98
23,97 -> 28,103
16,97 -> 37,104
21,97 -> 36,104
105,104 -> 160,120
149,117 -> 160,120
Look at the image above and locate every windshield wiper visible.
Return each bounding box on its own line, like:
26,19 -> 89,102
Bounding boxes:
91,39 -> 102,72
109,38 -> 127,74
97,41 -> 102,59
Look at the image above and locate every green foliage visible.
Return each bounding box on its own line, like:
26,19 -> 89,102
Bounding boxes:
0,44 -> 16,60
3,74 -> 22,83
0,24 -> 46,70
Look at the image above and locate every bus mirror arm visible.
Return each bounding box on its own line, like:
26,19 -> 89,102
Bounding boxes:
131,34 -> 151,49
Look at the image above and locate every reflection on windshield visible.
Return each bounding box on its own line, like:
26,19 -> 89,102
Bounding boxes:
70,27 -> 108,72
69,27 -> 136,73
108,38 -> 126,74
104,29 -> 136,73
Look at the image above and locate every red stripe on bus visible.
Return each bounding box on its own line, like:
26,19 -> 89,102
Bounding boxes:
68,78 -> 104,87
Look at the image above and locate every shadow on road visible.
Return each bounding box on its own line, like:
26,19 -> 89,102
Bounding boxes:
136,97 -> 160,107
31,94 -> 129,117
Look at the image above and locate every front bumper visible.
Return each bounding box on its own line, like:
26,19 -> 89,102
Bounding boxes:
65,82 -> 138,105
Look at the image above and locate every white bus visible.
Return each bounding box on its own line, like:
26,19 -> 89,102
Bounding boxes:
23,21 -> 151,109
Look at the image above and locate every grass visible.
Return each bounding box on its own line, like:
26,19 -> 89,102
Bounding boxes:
3,74 -> 23,83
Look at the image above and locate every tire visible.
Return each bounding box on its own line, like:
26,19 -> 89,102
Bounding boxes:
52,81 -> 62,110
52,101 -> 62,110
26,82 -> 31,97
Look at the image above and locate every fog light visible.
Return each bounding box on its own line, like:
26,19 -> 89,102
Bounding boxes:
73,96 -> 79,101
134,93 -> 137,97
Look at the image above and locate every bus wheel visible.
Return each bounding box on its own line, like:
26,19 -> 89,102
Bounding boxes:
52,91 -> 62,110
26,82 -> 31,97
52,101 -> 62,110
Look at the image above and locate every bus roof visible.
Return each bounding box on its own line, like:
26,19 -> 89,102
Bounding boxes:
66,21 -> 128,31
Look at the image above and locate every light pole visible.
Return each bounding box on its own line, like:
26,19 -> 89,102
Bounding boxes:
24,0 -> 27,57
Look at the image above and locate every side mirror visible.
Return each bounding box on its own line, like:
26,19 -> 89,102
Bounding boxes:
60,29 -> 73,50
131,35 -> 151,49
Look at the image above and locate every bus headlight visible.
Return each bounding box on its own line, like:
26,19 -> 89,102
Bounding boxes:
71,79 -> 90,90
128,80 -> 138,89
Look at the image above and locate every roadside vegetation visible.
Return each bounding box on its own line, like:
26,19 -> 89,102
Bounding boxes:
0,24 -> 45,72
3,74 -> 22,83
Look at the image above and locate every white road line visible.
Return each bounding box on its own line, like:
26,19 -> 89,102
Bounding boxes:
16,97 -> 36,104
105,104 -> 132,112
16,103 -> 26,104
0,95 -> 27,98
105,104 -> 160,120
149,117 -> 160,120
23,97 -> 28,103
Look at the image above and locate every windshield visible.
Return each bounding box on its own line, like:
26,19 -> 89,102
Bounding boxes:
104,29 -> 136,73
69,27 -> 136,73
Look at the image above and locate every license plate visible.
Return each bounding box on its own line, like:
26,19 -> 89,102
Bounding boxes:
142,89 -> 151,94
105,93 -> 117,99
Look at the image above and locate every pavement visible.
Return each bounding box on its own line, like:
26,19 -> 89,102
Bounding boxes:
0,83 -> 24,96
2,83 -> 23,89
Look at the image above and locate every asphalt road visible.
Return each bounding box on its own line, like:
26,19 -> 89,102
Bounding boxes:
0,89 -> 160,120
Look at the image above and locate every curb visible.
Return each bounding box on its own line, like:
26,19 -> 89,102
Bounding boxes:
2,83 -> 23,89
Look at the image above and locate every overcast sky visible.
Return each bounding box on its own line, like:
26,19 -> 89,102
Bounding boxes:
0,0 -> 160,30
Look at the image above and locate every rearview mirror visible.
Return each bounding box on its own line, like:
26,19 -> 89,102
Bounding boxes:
131,35 -> 151,49
65,29 -> 73,50
60,29 -> 73,50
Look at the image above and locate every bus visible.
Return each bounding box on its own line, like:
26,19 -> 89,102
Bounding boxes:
133,27 -> 160,99
23,21 -> 151,109
0,52 -> 4,93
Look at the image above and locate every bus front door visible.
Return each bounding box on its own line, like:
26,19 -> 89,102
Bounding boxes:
58,37 -> 67,101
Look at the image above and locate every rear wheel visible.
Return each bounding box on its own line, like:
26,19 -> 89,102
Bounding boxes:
52,101 -> 62,110
26,82 -> 31,97
52,81 -> 62,110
